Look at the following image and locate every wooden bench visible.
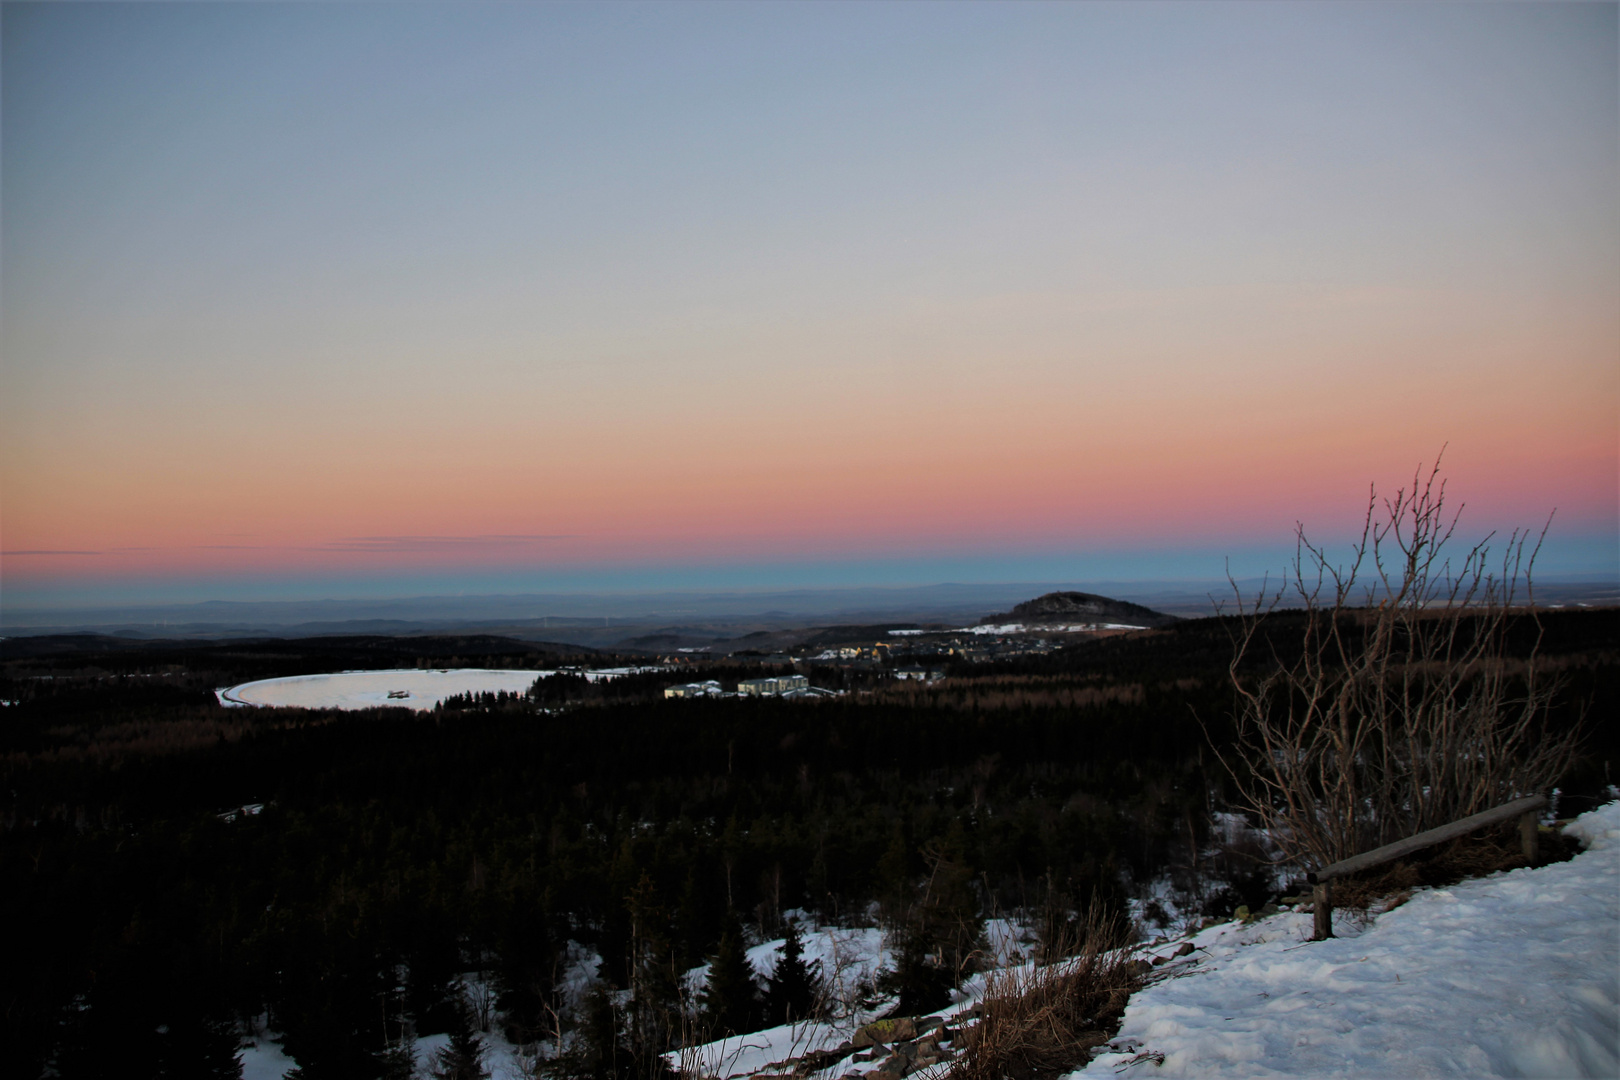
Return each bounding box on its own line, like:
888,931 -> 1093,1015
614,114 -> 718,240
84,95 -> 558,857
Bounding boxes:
1304,794 -> 1548,940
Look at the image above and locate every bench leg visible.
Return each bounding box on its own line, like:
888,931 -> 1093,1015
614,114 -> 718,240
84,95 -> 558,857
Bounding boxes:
1519,810 -> 1539,864
1313,881 -> 1333,940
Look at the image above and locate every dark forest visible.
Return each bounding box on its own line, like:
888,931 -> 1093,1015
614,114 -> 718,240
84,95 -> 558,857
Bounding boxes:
3,610 -> 1613,1080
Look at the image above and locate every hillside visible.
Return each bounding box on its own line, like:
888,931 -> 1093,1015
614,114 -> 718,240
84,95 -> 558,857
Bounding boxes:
5,609 -> 1613,1077
980,591 -> 1180,629
643,803 -> 1619,1080
1081,800 -> 1620,1078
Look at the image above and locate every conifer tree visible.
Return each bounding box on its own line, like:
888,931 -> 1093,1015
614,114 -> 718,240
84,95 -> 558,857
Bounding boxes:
915,836 -> 985,981
674,868 -> 715,972
376,981 -> 417,1080
376,1038 -> 417,1080
877,843 -> 984,1017
700,910 -> 760,1036
626,873 -> 682,1073
877,820 -> 913,918
765,921 -> 820,1025
876,920 -> 954,1017
568,987 -> 625,1080
430,994 -> 487,1080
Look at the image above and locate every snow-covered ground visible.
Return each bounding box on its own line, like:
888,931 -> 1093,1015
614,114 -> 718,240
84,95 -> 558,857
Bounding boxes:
674,918 -> 1040,1079
243,809 -> 1619,1079
217,666 -> 668,711
676,924 -> 887,1078
217,668 -> 549,711
239,1029 -> 296,1080
1078,801 -> 1620,1079
239,984 -> 537,1080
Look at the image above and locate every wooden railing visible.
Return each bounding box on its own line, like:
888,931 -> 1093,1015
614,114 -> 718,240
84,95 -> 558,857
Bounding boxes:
1304,794 -> 1547,940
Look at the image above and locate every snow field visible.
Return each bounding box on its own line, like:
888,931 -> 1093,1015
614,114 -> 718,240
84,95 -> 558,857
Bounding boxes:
1077,801 -> 1620,1079
217,666 -> 665,711
217,668 -> 551,711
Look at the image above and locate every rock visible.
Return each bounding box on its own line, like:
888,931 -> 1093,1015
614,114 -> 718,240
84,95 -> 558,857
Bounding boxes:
858,1017 -> 917,1046
796,1049 -> 852,1073
1174,941 -> 1195,957
851,1029 -> 876,1049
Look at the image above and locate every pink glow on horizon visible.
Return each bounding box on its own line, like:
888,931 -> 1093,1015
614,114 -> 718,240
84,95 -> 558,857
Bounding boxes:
6,428 -> 1612,589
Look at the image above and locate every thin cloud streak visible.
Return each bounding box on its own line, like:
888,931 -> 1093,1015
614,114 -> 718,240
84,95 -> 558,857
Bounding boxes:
311,535 -> 580,553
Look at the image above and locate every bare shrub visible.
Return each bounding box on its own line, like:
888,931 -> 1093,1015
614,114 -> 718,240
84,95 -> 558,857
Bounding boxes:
950,904 -> 1140,1080
1215,458 -> 1581,871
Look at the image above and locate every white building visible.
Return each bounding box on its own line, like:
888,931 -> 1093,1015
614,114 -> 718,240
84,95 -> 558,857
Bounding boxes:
664,680 -> 723,699
736,674 -> 809,697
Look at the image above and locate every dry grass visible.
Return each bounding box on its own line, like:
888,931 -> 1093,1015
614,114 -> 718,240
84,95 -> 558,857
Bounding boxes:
949,909 -> 1142,1080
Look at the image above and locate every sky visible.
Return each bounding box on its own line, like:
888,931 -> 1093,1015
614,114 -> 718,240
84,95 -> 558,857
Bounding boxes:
3,1 -> 1616,612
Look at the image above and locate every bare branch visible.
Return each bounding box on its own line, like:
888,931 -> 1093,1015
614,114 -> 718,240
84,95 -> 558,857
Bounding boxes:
1216,458 -> 1577,872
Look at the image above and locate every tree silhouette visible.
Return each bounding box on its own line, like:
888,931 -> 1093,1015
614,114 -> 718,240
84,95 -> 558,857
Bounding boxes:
700,910 -> 760,1036
429,993 -> 487,1080
765,920 -> 821,1025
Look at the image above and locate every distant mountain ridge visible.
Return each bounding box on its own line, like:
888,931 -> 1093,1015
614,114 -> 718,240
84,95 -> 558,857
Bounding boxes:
982,590 -> 1179,628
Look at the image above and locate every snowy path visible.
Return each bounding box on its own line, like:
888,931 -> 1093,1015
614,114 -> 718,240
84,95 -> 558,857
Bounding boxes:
1078,802 -> 1620,1079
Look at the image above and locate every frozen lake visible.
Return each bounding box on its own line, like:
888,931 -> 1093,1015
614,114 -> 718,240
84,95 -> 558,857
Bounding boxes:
217,668 -> 548,712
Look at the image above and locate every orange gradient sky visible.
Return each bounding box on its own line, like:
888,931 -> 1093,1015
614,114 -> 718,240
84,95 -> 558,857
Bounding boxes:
3,3 -> 1616,609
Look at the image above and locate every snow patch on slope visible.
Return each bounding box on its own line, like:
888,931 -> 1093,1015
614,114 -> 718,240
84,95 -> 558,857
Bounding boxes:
1077,801 -> 1620,1079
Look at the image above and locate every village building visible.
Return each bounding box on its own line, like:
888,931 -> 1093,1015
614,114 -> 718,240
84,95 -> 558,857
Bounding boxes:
736,674 -> 809,697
